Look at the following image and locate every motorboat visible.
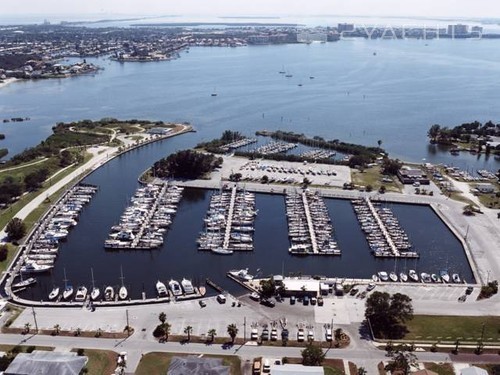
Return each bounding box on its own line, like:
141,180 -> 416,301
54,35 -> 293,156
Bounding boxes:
169,279 -> 182,296
440,270 -> 450,283
431,274 -> 441,283
420,272 -> 432,283
74,286 -> 88,302
20,262 -> 52,273
228,268 -> 254,282
104,286 -> 114,301
63,285 -> 74,300
211,248 -> 233,255
119,286 -> 128,300
249,292 -> 260,301
48,286 -> 60,300
408,270 -> 419,282
377,271 -> 389,281
371,274 -> 379,282
12,277 -> 37,289
156,280 -> 168,297
399,272 -> 408,282
389,272 -> 398,282
181,278 -> 195,294
91,286 -> 100,301
452,273 -> 461,283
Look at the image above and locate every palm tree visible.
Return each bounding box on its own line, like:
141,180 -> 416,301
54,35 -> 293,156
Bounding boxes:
207,328 -> 217,342
334,328 -> 343,347
75,327 -> 81,336
158,312 -> 166,324
53,324 -> 60,336
24,322 -> 31,334
227,323 -> 238,343
377,139 -> 383,148
184,325 -> 193,341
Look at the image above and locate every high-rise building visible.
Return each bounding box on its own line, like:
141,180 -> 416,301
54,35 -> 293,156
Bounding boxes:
337,23 -> 355,33
447,24 -> 469,36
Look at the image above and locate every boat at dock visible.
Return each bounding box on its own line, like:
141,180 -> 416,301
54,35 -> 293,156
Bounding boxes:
156,280 -> 168,297
431,273 -> 441,283
440,270 -> 450,283
211,248 -> 233,255
90,268 -> 100,300
399,272 -> 408,282
377,271 -> 389,281
228,268 -> 254,281
12,277 -> 36,289
118,266 -> 128,300
74,286 -> 88,302
20,262 -> 52,273
452,273 -> 461,283
408,270 -> 419,282
63,285 -> 74,300
104,286 -> 114,301
420,272 -> 432,283
48,286 -> 59,300
169,279 -> 182,296
389,272 -> 398,282
181,278 -> 195,294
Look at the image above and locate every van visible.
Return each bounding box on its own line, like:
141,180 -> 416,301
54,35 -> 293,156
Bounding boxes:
325,329 -> 332,342
303,296 -> 309,305
263,359 -> 271,373
290,295 -> 296,305
216,294 -> 226,304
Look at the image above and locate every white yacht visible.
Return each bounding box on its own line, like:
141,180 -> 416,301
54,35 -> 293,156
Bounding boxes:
74,286 -> 88,302
408,269 -> 419,282
63,285 -> 74,300
20,262 -> 52,273
91,286 -> 100,301
104,286 -> 114,301
168,279 -> 182,296
181,278 -> 194,294
48,286 -> 60,300
229,268 -> 254,282
156,280 -> 168,297
377,271 -> 389,281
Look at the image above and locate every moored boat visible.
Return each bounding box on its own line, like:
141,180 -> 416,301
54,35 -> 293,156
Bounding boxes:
389,272 -> 398,282
156,280 -> 168,297
377,271 -> 389,281
74,286 -> 88,302
119,286 -> 128,300
63,285 -> 74,300
20,262 -> 52,273
228,268 -> 253,281
440,270 -> 450,283
169,279 -> 182,296
452,273 -> 461,283
211,248 -> 233,255
48,286 -> 60,300
408,269 -> 419,282
372,274 -> 379,282
399,272 -> 408,282
420,272 -> 432,283
431,273 -> 441,283
91,287 -> 100,301
12,277 -> 37,289
104,286 -> 114,301
181,278 -> 195,294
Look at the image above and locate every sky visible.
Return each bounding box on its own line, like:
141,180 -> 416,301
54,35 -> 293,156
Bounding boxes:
3,0 -> 500,19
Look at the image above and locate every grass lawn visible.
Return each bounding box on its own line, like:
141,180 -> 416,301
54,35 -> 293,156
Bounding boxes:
0,243 -> 18,273
73,349 -> 117,375
424,362 -> 455,375
351,167 -> 402,193
404,315 -> 500,342
477,191 -> 500,210
324,366 -> 345,375
135,352 -> 241,375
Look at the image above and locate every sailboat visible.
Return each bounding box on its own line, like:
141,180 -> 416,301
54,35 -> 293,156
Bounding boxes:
48,286 -> 60,300
279,65 -> 286,74
62,269 -> 74,300
90,268 -> 100,300
119,266 -> 128,300
104,285 -> 114,301
211,88 -> 217,97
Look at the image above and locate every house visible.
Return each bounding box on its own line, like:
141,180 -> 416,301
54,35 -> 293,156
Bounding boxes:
397,166 -> 430,185
460,366 -> 489,375
281,278 -> 320,297
4,350 -> 87,375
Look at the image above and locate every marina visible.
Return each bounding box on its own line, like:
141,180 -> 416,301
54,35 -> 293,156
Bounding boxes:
252,141 -> 297,155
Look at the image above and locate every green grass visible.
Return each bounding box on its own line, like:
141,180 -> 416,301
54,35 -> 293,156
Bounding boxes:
1,304 -> 24,329
351,167 -> 402,193
0,243 -> 18,273
0,344 -> 53,352
324,366 -> 345,375
404,315 -> 500,342
425,362 -> 455,375
135,353 -> 241,375
73,349 -> 117,375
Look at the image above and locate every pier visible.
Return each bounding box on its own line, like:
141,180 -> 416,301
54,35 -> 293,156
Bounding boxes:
365,197 -> 399,256
222,186 -> 237,249
302,191 -> 318,254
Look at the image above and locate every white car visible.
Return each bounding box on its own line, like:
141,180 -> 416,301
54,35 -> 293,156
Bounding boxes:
297,329 -> 305,342
325,329 -> 332,342
251,328 -> 259,340
307,330 -> 315,341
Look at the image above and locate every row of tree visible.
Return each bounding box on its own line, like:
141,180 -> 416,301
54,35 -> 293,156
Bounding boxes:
195,130 -> 245,153
428,121 -> 500,146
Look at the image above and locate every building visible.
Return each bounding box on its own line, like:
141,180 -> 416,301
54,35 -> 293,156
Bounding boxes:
460,366 -> 489,375
338,23 -> 355,33
4,351 -> 87,375
447,24 -> 469,36
281,278 -> 320,297
475,183 -> 495,194
397,166 -> 430,185
147,127 -> 172,135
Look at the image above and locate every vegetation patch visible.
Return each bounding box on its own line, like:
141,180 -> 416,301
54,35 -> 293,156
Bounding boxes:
424,362 -> 455,375
151,150 -> 222,179
403,315 -> 500,342
71,348 -> 117,375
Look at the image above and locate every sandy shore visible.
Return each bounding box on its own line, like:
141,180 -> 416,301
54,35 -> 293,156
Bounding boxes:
0,78 -> 18,89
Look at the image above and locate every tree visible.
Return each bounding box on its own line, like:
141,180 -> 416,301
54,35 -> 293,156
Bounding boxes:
53,324 -> 60,336
365,291 -> 413,339
358,367 -> 367,375
158,312 -> 166,325
23,322 -> 31,334
384,348 -> 418,375
151,150 -> 223,179
227,323 -> 238,343
207,328 -> 216,342
259,277 -> 276,298
184,325 -> 193,341
24,168 -> 50,190
301,343 -> 325,366
261,175 -> 269,184
428,124 -> 441,141
334,328 -> 343,347
0,245 -> 8,262
377,140 -> 383,148
163,322 -> 171,341
6,218 -> 26,241
381,158 -> 402,176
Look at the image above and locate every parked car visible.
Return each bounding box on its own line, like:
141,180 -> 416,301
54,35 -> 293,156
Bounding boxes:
297,329 -> 305,342
260,299 -> 275,308
317,296 -> 324,306
261,329 -> 269,341
307,330 -> 315,341
216,294 -> 226,304
281,329 -> 289,340
310,297 -> 317,305
290,296 -> 296,305
325,328 -> 332,342
199,300 -> 206,308
251,329 -> 259,340
303,296 -> 310,305
271,328 -> 278,341
466,286 -> 474,295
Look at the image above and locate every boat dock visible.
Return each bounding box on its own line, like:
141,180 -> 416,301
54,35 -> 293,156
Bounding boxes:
197,185 -> 257,253
205,278 -> 224,293
104,183 -> 183,249
352,197 -> 419,258
285,191 -> 340,255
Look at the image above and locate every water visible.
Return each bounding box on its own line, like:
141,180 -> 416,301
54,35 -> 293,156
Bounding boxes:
16,134 -> 472,301
1,40 -> 499,172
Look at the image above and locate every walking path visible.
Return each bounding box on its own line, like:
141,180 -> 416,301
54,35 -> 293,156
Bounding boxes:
0,158 -> 48,173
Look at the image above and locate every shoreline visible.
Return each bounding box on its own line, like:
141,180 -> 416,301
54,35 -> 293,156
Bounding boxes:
0,78 -> 17,89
